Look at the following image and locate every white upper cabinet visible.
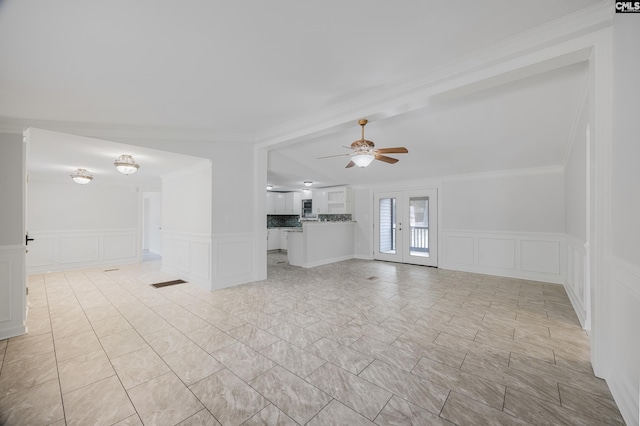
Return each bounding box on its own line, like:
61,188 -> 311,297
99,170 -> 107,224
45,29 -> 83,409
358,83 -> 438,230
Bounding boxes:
313,186 -> 353,214
267,191 -> 302,215
274,193 -> 286,213
284,192 -> 301,214
312,189 -> 327,214
266,193 -> 276,214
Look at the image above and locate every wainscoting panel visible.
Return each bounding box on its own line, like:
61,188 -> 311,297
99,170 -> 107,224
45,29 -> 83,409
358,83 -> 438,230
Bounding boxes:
564,236 -> 588,328
26,236 -> 55,268
174,240 -> 191,272
212,233 -> 254,290
191,242 -> 211,282
478,238 -> 515,269
441,230 -> 565,284
26,229 -> 140,274
444,236 -> 474,265
161,231 -> 211,289
59,236 -> 99,264
103,234 -> 137,260
0,245 -> 27,340
607,257 -> 640,426
0,258 -> 12,322
521,240 -> 560,274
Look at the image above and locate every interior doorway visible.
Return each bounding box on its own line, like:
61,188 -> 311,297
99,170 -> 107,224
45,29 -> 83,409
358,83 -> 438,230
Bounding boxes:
142,192 -> 162,262
374,189 -> 438,267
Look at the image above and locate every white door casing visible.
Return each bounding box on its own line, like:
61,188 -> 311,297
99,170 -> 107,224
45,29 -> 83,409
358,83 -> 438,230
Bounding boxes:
374,189 -> 438,267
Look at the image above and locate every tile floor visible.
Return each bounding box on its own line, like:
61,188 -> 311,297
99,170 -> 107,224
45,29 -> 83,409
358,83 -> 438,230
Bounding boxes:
0,252 -> 626,425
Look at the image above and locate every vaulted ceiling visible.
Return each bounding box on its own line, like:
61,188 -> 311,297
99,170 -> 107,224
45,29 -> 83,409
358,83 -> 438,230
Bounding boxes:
0,1 -> 604,189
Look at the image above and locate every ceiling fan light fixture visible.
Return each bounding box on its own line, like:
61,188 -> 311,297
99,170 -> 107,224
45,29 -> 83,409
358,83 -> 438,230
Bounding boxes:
114,154 -> 140,175
304,181 -> 312,187
351,152 -> 375,168
70,168 -> 93,184
266,184 -> 273,190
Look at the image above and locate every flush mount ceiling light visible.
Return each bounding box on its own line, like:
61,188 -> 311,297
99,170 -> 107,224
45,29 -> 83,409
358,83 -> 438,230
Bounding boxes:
114,154 -> 140,175
70,168 -> 93,184
304,181 -> 313,187
266,184 -> 273,190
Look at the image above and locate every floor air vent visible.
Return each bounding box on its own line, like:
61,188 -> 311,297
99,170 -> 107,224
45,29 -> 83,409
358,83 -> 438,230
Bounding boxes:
150,279 -> 187,288
104,268 -> 119,272
367,276 -> 378,280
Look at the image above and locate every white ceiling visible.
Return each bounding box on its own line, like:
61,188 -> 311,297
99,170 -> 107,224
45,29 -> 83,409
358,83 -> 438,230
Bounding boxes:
0,1 -> 601,190
27,128 -> 209,188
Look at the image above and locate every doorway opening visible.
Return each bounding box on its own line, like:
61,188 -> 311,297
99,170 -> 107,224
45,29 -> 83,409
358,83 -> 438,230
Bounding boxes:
142,192 -> 162,262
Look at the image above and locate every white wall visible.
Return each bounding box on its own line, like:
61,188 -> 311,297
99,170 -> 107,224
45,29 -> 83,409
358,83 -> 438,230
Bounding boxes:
0,133 -> 24,245
162,166 -> 211,235
353,187 -> 373,259
605,14 -> 640,426
26,180 -> 140,273
0,132 -> 27,339
161,162 -> 213,288
442,169 -> 564,233
440,168 -> 565,283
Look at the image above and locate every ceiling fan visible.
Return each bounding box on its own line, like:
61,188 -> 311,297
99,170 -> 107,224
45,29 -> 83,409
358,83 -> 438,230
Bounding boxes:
318,119 -> 408,168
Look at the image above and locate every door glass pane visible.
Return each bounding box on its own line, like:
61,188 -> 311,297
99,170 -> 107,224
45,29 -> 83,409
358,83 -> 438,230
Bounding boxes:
379,198 -> 396,254
409,196 -> 429,257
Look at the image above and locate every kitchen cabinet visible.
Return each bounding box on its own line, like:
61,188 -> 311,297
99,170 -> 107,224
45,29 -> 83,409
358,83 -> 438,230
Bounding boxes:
279,230 -> 288,250
312,189 -> 327,214
267,228 -> 280,250
283,192 -> 301,215
274,193 -> 286,213
313,186 -> 353,214
266,193 -> 276,214
267,192 -> 301,215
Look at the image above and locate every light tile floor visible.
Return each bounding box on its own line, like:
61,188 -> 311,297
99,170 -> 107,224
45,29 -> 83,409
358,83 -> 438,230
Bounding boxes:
0,253 -> 626,425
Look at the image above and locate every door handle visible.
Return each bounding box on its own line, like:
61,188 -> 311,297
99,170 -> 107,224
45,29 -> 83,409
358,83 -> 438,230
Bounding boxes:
26,235 -> 34,245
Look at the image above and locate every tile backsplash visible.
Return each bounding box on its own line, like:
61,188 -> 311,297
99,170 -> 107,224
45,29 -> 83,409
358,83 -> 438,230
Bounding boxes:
318,214 -> 352,222
267,215 -> 301,228
267,214 -> 353,228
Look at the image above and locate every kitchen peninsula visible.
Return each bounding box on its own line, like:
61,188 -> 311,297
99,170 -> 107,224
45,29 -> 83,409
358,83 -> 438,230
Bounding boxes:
287,221 -> 355,268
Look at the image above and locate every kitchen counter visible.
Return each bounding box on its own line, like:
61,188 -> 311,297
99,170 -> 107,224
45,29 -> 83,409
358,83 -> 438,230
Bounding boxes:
287,221 -> 355,268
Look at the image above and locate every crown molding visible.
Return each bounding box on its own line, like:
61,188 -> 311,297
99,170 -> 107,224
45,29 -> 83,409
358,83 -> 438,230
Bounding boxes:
255,1 -> 613,148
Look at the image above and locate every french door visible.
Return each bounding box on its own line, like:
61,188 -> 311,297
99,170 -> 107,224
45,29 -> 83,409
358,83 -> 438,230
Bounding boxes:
374,189 -> 438,267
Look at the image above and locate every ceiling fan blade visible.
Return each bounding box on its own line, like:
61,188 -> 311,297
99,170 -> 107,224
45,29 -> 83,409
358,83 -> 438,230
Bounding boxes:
375,154 -> 399,164
345,161 -> 356,168
375,147 -> 408,154
317,153 -> 352,159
